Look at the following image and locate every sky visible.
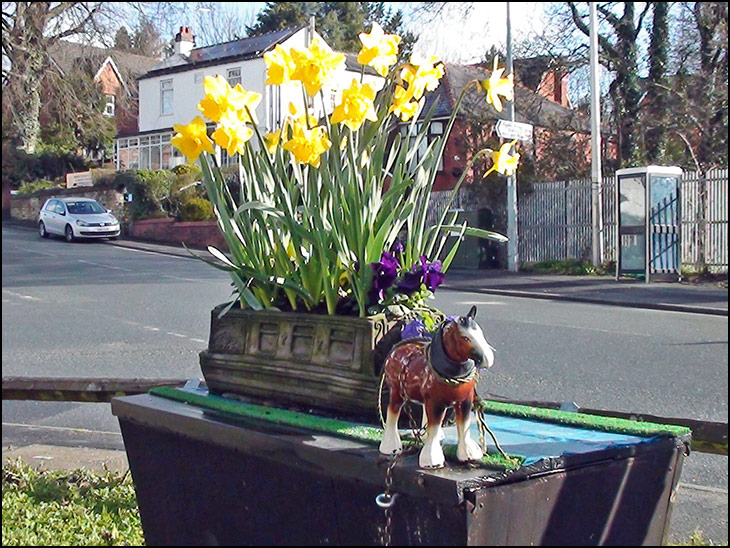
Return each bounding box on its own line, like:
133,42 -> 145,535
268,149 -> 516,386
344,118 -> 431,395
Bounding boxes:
397,2 -> 546,64
221,2 -> 546,64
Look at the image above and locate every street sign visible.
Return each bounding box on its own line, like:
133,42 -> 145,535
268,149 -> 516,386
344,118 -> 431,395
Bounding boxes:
495,120 -> 533,142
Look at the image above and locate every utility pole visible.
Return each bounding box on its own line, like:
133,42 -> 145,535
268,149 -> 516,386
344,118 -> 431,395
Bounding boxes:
505,2 -> 519,272
589,2 -> 604,269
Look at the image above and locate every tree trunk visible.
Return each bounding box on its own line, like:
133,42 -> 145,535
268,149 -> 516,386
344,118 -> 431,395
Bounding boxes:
645,2 -> 669,164
15,49 -> 45,154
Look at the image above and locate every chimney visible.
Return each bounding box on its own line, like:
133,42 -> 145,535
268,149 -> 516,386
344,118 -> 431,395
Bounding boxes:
174,26 -> 195,57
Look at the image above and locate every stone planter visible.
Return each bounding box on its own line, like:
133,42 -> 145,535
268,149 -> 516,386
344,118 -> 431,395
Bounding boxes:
199,305 -> 397,422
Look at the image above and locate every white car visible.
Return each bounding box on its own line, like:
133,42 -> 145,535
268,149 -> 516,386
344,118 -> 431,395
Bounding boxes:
38,197 -> 121,242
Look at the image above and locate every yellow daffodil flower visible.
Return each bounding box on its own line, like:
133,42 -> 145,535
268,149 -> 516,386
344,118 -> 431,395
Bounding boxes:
197,75 -> 233,123
330,79 -> 378,131
485,141 -> 520,177
357,22 -> 401,77
481,56 -> 514,113
171,116 -> 215,163
212,110 -> 254,157
264,131 -> 280,154
389,85 -> 419,121
197,76 -> 262,126
290,36 -> 345,97
227,84 -> 262,125
400,54 -> 445,101
283,120 -> 331,168
264,44 -> 296,85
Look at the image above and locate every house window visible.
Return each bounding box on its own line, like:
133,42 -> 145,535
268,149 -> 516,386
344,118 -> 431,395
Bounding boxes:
160,79 -> 173,116
103,94 -> 115,117
400,121 -> 445,172
227,67 -> 242,87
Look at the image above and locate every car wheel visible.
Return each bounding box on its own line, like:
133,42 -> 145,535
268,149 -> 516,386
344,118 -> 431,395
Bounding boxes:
65,225 -> 75,243
39,222 -> 49,238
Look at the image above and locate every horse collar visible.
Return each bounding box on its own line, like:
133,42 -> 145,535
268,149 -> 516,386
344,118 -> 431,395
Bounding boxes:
427,324 -> 476,385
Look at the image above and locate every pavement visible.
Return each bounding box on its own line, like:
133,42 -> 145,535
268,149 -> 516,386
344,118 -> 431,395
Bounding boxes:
3,220 -> 728,473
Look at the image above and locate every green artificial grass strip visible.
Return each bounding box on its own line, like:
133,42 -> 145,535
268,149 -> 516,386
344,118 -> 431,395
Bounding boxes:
478,400 -> 692,439
149,386 -> 523,470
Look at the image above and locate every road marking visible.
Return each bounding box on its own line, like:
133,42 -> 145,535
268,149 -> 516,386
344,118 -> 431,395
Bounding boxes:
166,332 -> 189,338
505,317 -> 653,337
110,244 -> 192,261
78,259 -> 133,272
2,289 -> 47,303
453,299 -> 508,306
190,338 -> 206,344
4,245 -> 60,258
162,274 -> 205,282
2,422 -> 123,436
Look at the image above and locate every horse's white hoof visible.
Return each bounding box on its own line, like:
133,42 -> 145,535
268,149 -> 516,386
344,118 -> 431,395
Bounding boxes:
457,437 -> 483,462
379,435 -> 403,455
419,445 -> 445,468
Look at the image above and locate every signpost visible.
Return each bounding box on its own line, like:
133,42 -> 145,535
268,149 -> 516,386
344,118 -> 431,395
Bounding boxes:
65,171 -> 93,188
495,119 -> 533,142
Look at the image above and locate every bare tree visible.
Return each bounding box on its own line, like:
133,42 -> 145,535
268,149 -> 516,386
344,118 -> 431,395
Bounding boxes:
193,2 -> 258,47
2,2 -> 104,153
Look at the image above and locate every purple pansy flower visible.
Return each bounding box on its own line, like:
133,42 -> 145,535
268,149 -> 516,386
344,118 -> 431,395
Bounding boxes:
390,238 -> 405,256
401,318 -> 430,340
396,269 -> 422,295
369,252 -> 400,302
421,256 -> 445,292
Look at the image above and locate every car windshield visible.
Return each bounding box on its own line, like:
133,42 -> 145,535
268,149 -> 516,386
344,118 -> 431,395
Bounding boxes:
66,201 -> 106,214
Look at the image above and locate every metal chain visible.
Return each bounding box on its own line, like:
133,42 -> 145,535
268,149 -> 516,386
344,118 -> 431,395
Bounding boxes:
376,453 -> 400,546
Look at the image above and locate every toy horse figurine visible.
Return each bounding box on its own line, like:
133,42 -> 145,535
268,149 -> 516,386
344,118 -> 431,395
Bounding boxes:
379,306 -> 495,469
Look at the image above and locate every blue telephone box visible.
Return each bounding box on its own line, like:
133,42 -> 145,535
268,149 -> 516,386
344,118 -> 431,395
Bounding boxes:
616,166 -> 683,282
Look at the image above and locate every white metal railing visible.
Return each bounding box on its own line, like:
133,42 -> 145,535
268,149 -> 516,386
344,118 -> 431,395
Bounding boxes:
517,169 -> 728,272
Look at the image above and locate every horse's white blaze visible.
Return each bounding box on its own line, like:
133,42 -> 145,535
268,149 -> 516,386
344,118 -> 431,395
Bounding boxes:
466,324 -> 495,368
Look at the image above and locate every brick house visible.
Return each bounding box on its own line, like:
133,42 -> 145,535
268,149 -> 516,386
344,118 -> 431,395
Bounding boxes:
47,41 -> 160,137
417,60 -> 616,194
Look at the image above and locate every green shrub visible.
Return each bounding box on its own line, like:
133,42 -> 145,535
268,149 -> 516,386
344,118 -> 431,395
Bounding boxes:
15,179 -> 61,196
180,197 -> 215,222
2,460 -> 144,546
128,170 -> 175,221
169,165 -> 204,219
521,259 -> 603,275
1,142 -> 88,188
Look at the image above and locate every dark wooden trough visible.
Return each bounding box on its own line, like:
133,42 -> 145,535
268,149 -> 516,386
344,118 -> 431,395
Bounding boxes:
112,387 -> 690,546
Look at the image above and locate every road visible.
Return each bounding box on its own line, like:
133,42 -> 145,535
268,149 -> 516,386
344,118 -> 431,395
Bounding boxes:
2,225 -> 727,543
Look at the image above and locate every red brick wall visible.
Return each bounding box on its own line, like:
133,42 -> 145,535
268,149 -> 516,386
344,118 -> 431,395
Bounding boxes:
129,218 -> 228,250
433,120 -> 472,191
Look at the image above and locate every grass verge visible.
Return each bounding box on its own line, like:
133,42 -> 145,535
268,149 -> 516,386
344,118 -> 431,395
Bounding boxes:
2,459 -> 144,546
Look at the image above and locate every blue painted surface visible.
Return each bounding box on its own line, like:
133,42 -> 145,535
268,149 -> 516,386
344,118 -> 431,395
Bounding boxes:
439,413 -> 657,465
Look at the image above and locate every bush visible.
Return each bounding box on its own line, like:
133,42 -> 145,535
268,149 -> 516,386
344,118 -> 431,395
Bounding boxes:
15,179 -> 62,196
128,170 -> 175,221
1,142 -> 88,188
2,459 -> 144,546
169,165 -> 205,219
180,197 -> 215,222
521,259 -> 605,275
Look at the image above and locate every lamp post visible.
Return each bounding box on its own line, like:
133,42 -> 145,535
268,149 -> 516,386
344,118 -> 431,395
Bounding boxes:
589,2 -> 603,269
505,2 -> 519,272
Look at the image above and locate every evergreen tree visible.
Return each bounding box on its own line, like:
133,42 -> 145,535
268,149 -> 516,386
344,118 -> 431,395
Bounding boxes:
131,14 -> 164,58
114,26 -> 134,52
247,2 -> 416,56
